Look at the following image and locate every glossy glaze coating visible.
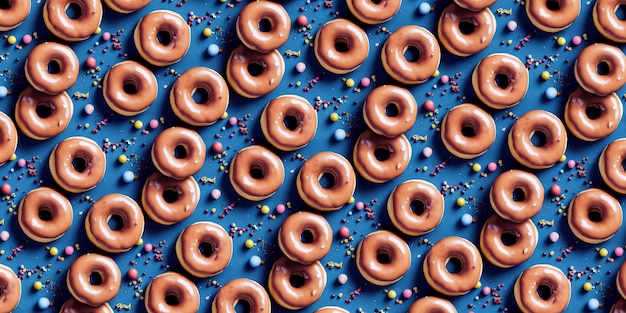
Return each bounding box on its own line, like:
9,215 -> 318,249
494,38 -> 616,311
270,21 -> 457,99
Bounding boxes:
480,215 -> 538,268
86,194 -> 145,253
612,299 -> 626,313
212,278 -> 271,313
103,0 -> 150,13
362,85 -> 417,137
353,129 -> 411,183
15,86 -> 73,140
66,253 -> 121,306
346,0 -> 401,24
229,145 -> 284,201
567,188 -> 622,244
0,264 -> 21,313
134,10 -> 190,66
594,0 -> 626,43
489,169 -> 544,223
314,19 -> 369,74
0,112 -> 18,166
236,1 -> 290,53
525,0 -> 580,32
600,139 -> 626,193
297,152 -> 356,211
43,0 -> 103,41
18,187 -> 73,243
453,0 -> 495,11
25,42 -> 79,95
151,127 -> 206,180
0,0 -> 30,31
144,272 -> 200,313
175,222 -> 233,278
514,264 -> 570,313
440,103 -> 496,159
574,43 -> 626,96
268,256 -> 326,310
408,296 -> 458,313
260,95 -> 318,151
423,236 -> 483,296
356,230 -> 411,286
141,171 -> 200,225
103,60 -> 157,116
507,110 -> 567,169
564,88 -> 622,141
472,53 -> 528,109
226,45 -> 284,98
387,179 -> 444,236
381,25 -> 440,84
278,211 -> 332,264
59,297 -> 114,313
314,306 -> 350,313
49,136 -> 106,193
438,3 -> 496,56
170,67 -> 229,126
617,261 -> 626,300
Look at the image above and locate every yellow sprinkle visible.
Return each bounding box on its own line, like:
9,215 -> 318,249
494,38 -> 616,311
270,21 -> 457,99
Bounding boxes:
337,292 -> 343,298
348,196 -> 355,204
583,282 -> 593,292
260,205 -> 270,214
507,39 -> 513,45
559,155 -> 567,162
9,154 -> 16,161
472,163 -> 481,172
94,27 -> 102,35
118,154 -> 128,164
221,112 -> 228,119
134,120 -> 143,129
7,36 -> 16,45
422,166 -> 428,171
211,208 -> 216,213
599,248 -> 609,257
84,123 -> 90,128
541,71 -> 551,80
34,281 -> 43,291
549,251 -> 555,256
330,112 -> 339,122
475,281 -> 482,289
49,247 -> 59,256
556,36 -> 567,46
245,239 -> 255,249
203,28 -> 213,37
456,197 -> 466,207
387,290 -> 397,299
136,238 -> 143,246
345,78 -> 355,88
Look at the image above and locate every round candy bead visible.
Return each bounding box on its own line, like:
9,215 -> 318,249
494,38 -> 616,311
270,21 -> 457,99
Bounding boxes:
418,2 -> 431,14
0,231 -> 9,242
337,273 -> 348,284
296,62 -> 306,73
207,44 -> 220,56
507,20 -> 518,31
101,32 -> 111,41
38,297 -> 50,310
587,298 -> 600,311
0,86 -> 8,98
84,104 -> 95,115
1,183 -> 11,195
460,213 -> 473,226
127,268 -> 138,280
249,255 -> 262,268
64,246 -> 75,256
615,247 -> 624,257
549,232 -> 559,243
334,129 -> 346,141
545,87 -> 558,99
122,171 -> 135,183
422,147 -> 433,158
211,189 -> 222,200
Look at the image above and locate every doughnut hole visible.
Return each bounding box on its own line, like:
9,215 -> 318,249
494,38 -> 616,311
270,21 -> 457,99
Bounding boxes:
0,0 -> 9,9
198,241 -> 215,257
461,122 -> 477,137
300,229 -> 314,244
616,4 -> 626,20
529,130 -> 548,147
410,199 -> 426,215
500,230 -> 518,246
162,188 -> 180,203
65,2 -> 83,19
511,187 -> 526,202
403,45 -> 421,62
536,284 -> 553,300
173,145 -> 188,159
156,29 -> 173,46
258,18 -> 272,32
107,213 -> 125,231
318,172 -> 336,189
546,0 -> 560,10
374,146 -> 391,161
123,79 -> 138,95
597,61 -> 610,76
494,73 -> 511,89
385,102 -> 399,117
585,103 -> 603,120
283,114 -> 299,131
247,61 -> 264,77
38,206 -> 53,221
249,164 -> 265,179
191,87 -> 210,105
36,102 -> 53,119
89,271 -> 103,285
289,273 -> 306,288
334,38 -> 349,53
71,156 -> 88,173
376,249 -> 392,264
165,290 -> 181,306
47,60 -> 61,75
445,256 -> 463,274
234,300 -> 252,313
587,207 -> 603,222
458,20 -> 476,35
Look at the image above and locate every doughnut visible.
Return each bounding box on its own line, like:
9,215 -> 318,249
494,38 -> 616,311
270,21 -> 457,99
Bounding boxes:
453,0 -> 495,11
567,188 -> 622,244
151,127 -> 206,180
355,230 -> 411,286
236,1 -> 290,53
381,25 -> 441,85
362,85 -> 418,138
170,67 -> 229,126
86,193 -> 145,253
574,43 -> 626,96
564,88 -> 622,141
0,264 -> 20,312
507,110 -> 567,169
314,19 -> 369,74
314,306 -> 350,313
15,86 -> 73,140
489,169 -> 544,223
229,145 -> 284,201
387,179 -> 444,236
60,297 -> 114,313
297,151 -> 356,211
144,272 -> 200,313
0,0 -> 30,31
346,0 -> 401,24
0,111 -> 18,166
438,3 -> 496,57
268,256 -> 326,310
423,236 -> 483,296
49,136 -> 106,193
102,60 -> 157,116
17,187 -> 73,243
612,299 -> 626,313
141,171 -> 200,225
353,129 -> 411,183
599,139 -> 626,194
103,0 -> 150,14
24,42 -> 79,95
513,264 -> 571,313
260,95 -> 318,151
66,253 -> 121,307
440,103 -> 496,159
472,53 -> 529,109
480,214 -> 538,268
226,44 -> 284,98
175,222 -> 233,278
617,260 -> 626,300
408,296 -> 457,313
278,211 -> 332,264
43,0 -> 103,41
594,0 -> 626,43
212,278 -> 271,313
134,10 -> 191,66
525,0 -> 580,32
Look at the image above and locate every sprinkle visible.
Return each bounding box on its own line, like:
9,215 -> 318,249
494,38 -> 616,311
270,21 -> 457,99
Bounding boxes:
1,183 -> 11,195
556,37 -> 567,46
245,239 -> 255,249
337,273 -> 348,284
127,268 -> 138,280
133,120 -> 143,129
34,281 -> 43,291
122,171 -> 135,183
456,197 -> 466,207
423,99 -> 435,111
572,35 -> 582,46
85,57 -> 97,69
296,15 -> 308,27
118,154 -> 128,164
482,286 -> 491,295
38,297 -> 50,310
550,184 -> 561,196
149,119 -> 159,129
260,205 -> 270,214
339,226 -> 350,238
506,20 -> 518,31
296,62 -> 306,73
472,163 -> 481,172
94,27 -> 101,35
439,75 -> 449,84
249,255 -> 262,268
487,162 -> 497,172
64,246 -> 75,256
84,104 -> 95,115
418,2 -> 431,14
22,34 -> 32,44
7,35 -> 16,45
587,298 -> 600,311
16,158 -> 26,167
422,147 -> 433,158
334,129 -> 347,141
207,44 -> 220,56
545,87 -> 558,99
599,248 -> 609,257
229,117 -> 238,126
583,282 -> 593,292
0,86 -> 8,98
202,28 -> 213,37
49,247 -> 59,256
144,243 -> 153,252
387,290 -> 397,299
559,155 -> 567,162
402,289 -> 412,298
0,231 -> 9,242
541,71 -> 551,80
212,142 -> 223,153
549,232 -> 559,243
101,32 -> 111,41
355,201 -> 364,210
210,189 -> 221,200
360,77 -> 371,87
330,112 -> 340,122
460,213 -> 473,226
275,204 -> 286,214
567,160 -> 576,168
345,78 -> 355,88
475,281 -> 482,289
615,247 -> 624,257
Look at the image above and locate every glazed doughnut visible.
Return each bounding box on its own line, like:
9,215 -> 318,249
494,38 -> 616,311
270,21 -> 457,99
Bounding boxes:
346,0 -> 401,24
489,169 -> 544,223
141,171 -> 200,225
0,264 -> 21,312
314,306 -> 350,313
66,253 -> 121,306
612,299 -> 626,313
0,0 -> 30,31
453,0 -> 495,11
564,88 -> 622,141
15,86 -> 73,140
423,236 -> 483,296
86,194 -> 145,253
513,264 -> 571,313
525,0 -> 580,32
438,3 -> 496,57
0,111 -> 18,166
472,53 -> 529,109
278,211 -> 332,264
440,103 -> 496,159
25,42 -> 79,95
43,0 -> 103,41
353,129 -> 411,183
49,136 -> 106,193
355,230 -> 411,286
226,44 -> 285,98
60,297 -> 114,313
567,188 -> 622,244
507,110 -> 567,169
381,25 -> 441,84
480,214 -> 538,268
134,10 -> 191,66
151,127 -> 206,180
212,278 -> 271,313
408,296 -> 457,313
362,85 -> 418,137
17,187 -> 73,243
260,95 -> 318,151
268,256 -> 326,310
617,260 -> 626,299
574,43 -> 626,96
144,272 -> 200,313
229,145 -> 284,201
387,179 -> 444,236
314,19 -> 369,74
594,0 -> 626,43
236,1 -> 290,53
103,0 -> 150,14
599,139 -> 626,194
297,151 -> 356,211
175,222 -> 233,278
103,60 -> 157,116
170,67 -> 229,126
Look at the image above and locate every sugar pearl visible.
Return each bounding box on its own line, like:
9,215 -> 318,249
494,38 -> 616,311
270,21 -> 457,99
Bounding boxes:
296,62 -> 306,73
507,20 -> 518,31
337,273 -> 348,284
549,232 -> 559,243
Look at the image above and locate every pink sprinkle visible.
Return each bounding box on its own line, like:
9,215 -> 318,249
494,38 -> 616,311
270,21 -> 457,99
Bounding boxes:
439,75 -> 449,84
144,243 -> 153,252
296,15 -> 308,26
84,104 -> 95,115
550,184 -> 561,196
549,232 -> 559,243
22,34 -> 32,45
64,246 -> 75,256
85,57 -> 97,69
482,286 -> 491,295
212,141 -> 223,153
275,204 -> 286,214
487,162 -> 497,172
1,183 -> 11,195
0,231 -> 9,242
402,289 -> 412,299
422,147 -> 433,158
567,160 -> 576,168
507,20 -> 518,31
360,77 -> 371,87
295,62 -> 306,73
337,273 -> 348,284
102,32 -> 111,41
339,226 -> 350,238
149,119 -> 159,129
572,35 -> 582,46
423,99 -> 435,111
355,201 -> 364,210
127,268 -> 138,280
210,189 -> 221,200
228,117 -> 238,126
615,247 -> 624,257
16,158 -> 26,168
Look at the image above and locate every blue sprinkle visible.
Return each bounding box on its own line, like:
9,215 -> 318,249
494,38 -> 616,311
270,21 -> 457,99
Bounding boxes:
587,298 -> 600,311
460,213 -> 473,226
249,255 -> 261,268
334,129 -> 347,141
418,2 -> 431,15
545,87 -> 558,99
38,297 -> 50,310
122,170 -> 135,183
207,44 -> 220,56
0,86 -> 7,98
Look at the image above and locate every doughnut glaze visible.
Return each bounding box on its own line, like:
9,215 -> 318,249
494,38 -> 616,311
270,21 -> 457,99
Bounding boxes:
489,169 -> 544,223
513,264 -> 571,313
525,0 -> 580,32
151,127 -> 206,180
594,0 -> 626,43
408,296 -> 458,313
453,0 -> 495,11
567,188 -> 622,244
141,171 -> 200,225
438,3 -> 496,56
226,44 -> 285,98
574,43 -> 626,96
0,111 -> 18,166
268,256 -> 326,310
507,110 -> 567,169
0,264 -> 21,312
356,230 -> 411,286
170,67 -> 229,126
102,60 -> 157,116
387,179 -> 444,236
346,0 -> 401,24
564,88 -> 622,141
85,194 -> 145,253
229,145 -> 284,201
599,139 -> 626,194
440,103 -> 496,159
423,236 -> 483,296
381,25 -> 441,85
314,19 -> 369,74
0,0 -> 30,31
134,10 -> 191,66
472,53 -> 529,109
260,95 -> 318,151
18,187 -> 73,243
314,307 -> 350,313
66,253 -> 121,306
617,260 -> 626,300
362,85 -> 418,138
25,42 -> 79,95
43,0 -> 103,41
212,278 -> 271,313
175,222 -> 233,278
144,272 -> 200,313
297,151 -> 356,211
103,0 -> 150,13
15,86 -> 73,140
480,214 -> 538,268
49,136 -> 106,193
278,211 -> 332,264
353,129 -> 411,183
59,297 -> 114,313
612,299 -> 626,313
236,1 -> 290,53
